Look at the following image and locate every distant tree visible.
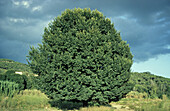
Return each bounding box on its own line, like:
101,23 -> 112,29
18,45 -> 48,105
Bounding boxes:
27,8 -> 133,106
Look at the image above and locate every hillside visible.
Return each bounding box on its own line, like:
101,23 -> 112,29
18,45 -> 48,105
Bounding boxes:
0,58 -> 169,99
0,58 -> 32,74
130,72 -> 170,99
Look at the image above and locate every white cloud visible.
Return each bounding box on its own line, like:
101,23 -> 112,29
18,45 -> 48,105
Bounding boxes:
21,1 -> 30,8
12,0 -> 31,8
116,15 -> 128,20
113,14 -> 138,23
32,6 -> 42,12
9,18 -> 27,23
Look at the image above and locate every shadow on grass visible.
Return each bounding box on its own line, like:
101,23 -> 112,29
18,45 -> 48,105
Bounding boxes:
49,100 -> 113,110
49,100 -> 84,110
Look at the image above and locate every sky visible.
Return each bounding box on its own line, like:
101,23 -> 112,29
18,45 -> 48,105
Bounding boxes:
0,0 -> 170,78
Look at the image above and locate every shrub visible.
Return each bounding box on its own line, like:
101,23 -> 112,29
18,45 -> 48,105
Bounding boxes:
0,69 -> 6,74
0,89 -> 50,110
5,69 -> 15,74
0,81 -> 19,97
126,91 -> 148,99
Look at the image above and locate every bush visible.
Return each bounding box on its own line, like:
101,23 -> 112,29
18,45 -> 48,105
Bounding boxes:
0,89 -> 50,110
5,69 -> 15,74
0,81 -> 19,97
126,91 -> 148,99
0,69 -> 6,74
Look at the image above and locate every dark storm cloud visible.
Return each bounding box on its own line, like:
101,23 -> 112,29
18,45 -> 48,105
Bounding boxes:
0,0 -> 170,63
112,14 -> 170,62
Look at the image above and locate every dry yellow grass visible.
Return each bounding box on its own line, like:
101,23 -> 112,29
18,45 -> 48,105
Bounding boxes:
79,106 -> 114,111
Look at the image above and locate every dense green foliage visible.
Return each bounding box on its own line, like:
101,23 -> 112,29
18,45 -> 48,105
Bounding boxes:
27,8 -> 133,106
0,70 -> 31,90
130,72 -> 170,99
0,81 -> 19,97
0,59 -> 32,73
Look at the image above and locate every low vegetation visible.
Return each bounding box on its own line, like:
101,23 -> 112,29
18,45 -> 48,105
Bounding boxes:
1,90 -> 169,111
0,81 -> 19,97
112,94 -> 170,111
0,89 -> 51,111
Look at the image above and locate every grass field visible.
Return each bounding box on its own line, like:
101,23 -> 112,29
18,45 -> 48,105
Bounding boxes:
0,90 -> 169,111
111,98 -> 170,111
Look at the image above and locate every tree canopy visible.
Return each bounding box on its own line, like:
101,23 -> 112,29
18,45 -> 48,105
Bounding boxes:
27,8 -> 133,106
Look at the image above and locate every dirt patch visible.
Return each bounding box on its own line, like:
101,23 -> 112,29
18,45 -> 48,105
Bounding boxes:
110,103 -> 134,111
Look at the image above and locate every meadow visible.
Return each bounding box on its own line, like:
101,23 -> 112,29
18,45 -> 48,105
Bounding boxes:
0,89 -> 170,111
